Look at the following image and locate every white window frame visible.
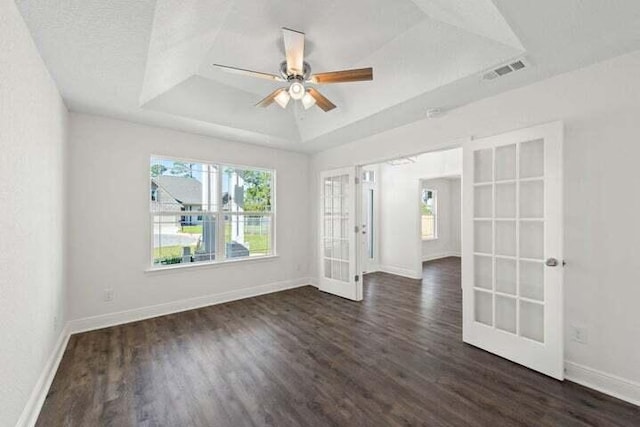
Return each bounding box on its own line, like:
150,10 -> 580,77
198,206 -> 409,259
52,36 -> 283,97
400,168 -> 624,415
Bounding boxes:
421,188 -> 438,241
149,155 -> 276,270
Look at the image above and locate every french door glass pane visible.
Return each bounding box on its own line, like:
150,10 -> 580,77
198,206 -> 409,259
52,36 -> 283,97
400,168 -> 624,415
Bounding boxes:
323,174 -> 350,283
474,149 -> 493,183
474,255 -> 492,290
520,222 -> 544,259
520,139 -> 544,178
473,139 -> 546,340
475,291 -> 493,326
520,180 -> 544,218
495,144 -> 516,181
474,185 -> 493,218
495,221 -> 516,256
520,301 -> 544,342
495,258 -> 516,295
474,220 -> 492,254
520,261 -> 544,301
495,295 -> 517,333
495,183 -> 516,218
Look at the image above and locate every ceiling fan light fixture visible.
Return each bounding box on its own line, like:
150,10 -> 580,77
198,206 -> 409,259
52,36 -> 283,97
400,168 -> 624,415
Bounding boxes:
302,91 -> 316,110
214,28 -> 373,113
274,90 -> 291,108
289,81 -> 305,100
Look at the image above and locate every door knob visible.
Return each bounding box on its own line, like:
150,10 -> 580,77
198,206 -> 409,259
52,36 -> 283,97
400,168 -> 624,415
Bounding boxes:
545,258 -> 559,267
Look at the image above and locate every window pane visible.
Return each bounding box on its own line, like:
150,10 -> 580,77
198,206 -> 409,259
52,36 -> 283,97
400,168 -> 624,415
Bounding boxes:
225,215 -> 272,258
150,157 -> 275,267
421,188 -> 437,239
153,214 -> 216,266
222,167 -> 273,213
150,158 -> 218,212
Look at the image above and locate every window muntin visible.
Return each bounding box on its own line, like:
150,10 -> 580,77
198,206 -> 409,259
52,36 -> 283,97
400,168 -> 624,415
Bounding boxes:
421,188 -> 437,240
150,157 -> 275,268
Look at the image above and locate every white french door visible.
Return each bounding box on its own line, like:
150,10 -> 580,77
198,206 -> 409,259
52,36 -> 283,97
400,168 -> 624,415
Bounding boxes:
319,167 -> 363,301
462,121 -> 564,379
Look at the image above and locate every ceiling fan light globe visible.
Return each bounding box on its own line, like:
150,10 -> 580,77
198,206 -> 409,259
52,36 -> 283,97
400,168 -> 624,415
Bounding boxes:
302,91 -> 316,110
289,82 -> 305,100
274,90 -> 291,108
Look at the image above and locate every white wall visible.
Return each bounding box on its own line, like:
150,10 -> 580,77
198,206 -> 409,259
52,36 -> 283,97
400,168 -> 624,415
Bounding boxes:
0,2 -> 68,425
421,177 -> 461,261
66,114 -> 310,323
310,50 -> 640,401
375,149 -> 461,278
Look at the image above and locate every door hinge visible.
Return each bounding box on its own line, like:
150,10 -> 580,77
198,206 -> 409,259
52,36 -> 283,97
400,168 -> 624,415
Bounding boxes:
355,177 -> 360,185
354,225 -> 359,233
355,275 -> 360,282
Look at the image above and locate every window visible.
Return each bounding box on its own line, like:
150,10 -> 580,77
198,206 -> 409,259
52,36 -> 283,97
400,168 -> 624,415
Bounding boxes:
150,157 -> 274,268
421,188 -> 437,240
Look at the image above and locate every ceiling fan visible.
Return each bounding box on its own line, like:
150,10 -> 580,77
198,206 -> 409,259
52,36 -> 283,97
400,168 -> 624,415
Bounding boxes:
213,28 -> 373,112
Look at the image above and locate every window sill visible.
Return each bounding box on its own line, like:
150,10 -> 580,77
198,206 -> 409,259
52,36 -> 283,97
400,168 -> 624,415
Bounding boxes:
422,237 -> 438,241
145,254 -> 279,273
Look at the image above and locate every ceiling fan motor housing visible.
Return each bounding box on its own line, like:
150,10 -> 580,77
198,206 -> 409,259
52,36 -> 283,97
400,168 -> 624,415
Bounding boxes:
280,61 -> 312,81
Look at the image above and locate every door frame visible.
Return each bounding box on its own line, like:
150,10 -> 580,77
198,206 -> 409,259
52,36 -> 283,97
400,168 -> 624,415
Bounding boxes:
360,166 -> 380,274
417,173 -> 462,264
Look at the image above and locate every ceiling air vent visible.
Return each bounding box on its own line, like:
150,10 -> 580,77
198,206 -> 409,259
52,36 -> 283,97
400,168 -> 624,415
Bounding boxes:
483,59 -> 528,80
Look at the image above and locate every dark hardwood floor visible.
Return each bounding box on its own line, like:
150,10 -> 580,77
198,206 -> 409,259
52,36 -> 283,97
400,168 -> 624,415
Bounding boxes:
38,257 -> 639,426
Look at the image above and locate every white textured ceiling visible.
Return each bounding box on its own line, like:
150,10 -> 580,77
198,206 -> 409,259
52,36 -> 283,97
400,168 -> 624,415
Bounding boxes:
16,0 -> 640,152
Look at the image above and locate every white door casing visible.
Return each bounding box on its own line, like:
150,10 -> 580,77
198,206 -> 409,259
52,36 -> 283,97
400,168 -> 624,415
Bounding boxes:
462,121 -> 564,380
319,167 -> 363,301
361,173 -> 378,273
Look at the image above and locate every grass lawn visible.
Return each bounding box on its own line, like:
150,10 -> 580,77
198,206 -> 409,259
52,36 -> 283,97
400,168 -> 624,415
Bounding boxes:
154,245 -> 196,261
180,225 -> 202,234
154,224 -> 269,264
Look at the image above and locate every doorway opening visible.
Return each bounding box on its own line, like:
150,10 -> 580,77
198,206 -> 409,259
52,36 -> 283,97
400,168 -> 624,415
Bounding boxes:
359,147 -> 463,280
320,122 -> 563,381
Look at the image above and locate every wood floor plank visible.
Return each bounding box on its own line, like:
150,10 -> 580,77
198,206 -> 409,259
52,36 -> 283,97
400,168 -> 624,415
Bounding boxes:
37,258 -> 640,426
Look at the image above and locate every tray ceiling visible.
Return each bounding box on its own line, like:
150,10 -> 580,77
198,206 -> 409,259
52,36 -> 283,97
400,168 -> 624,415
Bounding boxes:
16,0 -> 640,152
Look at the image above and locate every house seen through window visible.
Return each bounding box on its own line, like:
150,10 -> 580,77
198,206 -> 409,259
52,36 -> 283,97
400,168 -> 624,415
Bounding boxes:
421,188 -> 437,240
150,157 -> 274,267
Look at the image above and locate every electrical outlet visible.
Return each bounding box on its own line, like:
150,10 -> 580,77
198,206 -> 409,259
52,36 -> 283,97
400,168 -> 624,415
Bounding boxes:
104,288 -> 114,302
570,325 -> 588,344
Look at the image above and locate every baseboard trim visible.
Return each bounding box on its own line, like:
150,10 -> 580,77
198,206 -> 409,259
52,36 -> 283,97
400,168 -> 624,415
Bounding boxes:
308,277 -> 319,288
68,277 -> 312,334
378,265 -> 422,280
16,323 -> 71,427
422,252 -> 461,262
565,361 -> 640,407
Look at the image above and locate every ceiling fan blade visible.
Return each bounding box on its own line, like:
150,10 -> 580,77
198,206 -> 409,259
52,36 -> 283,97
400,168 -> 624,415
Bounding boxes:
309,67 -> 373,84
307,88 -> 336,112
282,27 -> 305,75
255,88 -> 288,108
213,64 -> 284,81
